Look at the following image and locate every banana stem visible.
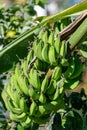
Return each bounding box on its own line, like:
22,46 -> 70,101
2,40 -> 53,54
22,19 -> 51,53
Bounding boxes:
60,12 -> 87,41
68,18 -> 87,50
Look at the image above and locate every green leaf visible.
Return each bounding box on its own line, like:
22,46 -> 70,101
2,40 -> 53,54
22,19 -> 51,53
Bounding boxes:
41,0 -> 87,25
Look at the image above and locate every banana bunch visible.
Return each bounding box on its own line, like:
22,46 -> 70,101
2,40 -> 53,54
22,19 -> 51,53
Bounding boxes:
34,27 -> 68,66
2,21 -> 83,128
2,50 -> 65,127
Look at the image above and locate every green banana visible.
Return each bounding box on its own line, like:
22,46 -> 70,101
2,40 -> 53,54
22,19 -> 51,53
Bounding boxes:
27,49 -> 34,64
17,76 -> 29,96
14,65 -> 29,95
42,30 -> 48,44
60,41 -> 67,58
6,85 -> 14,101
32,107 -> 42,118
50,100 -> 63,111
46,79 -> 56,95
39,93 -> 46,104
38,105 -> 47,115
49,78 -> 64,100
70,57 -> 83,79
28,68 -> 41,91
1,88 -> 8,102
34,59 -> 42,70
21,60 -> 28,77
60,58 -> 69,66
34,59 -> 49,71
70,80 -> 80,89
7,98 -> 23,114
15,64 -> 22,79
41,43 -> 50,63
10,74 -> 23,94
64,57 -> 75,79
30,101 -> 37,115
35,40 -> 44,60
28,86 -> 39,100
48,45 -> 57,65
56,78 -> 65,94
41,75 -> 49,93
49,86 -> 59,101
6,84 -> 20,107
51,66 -> 62,81
1,89 -> 10,110
60,41 -> 68,66
19,97 -> 28,112
54,25 -> 60,35
33,40 -> 39,54
10,112 -> 27,122
64,79 -> 80,90
54,35 -> 61,54
48,31 -> 54,45
12,90 -> 21,107
60,22 -> 64,31
38,28 -> 44,39
6,85 -> 19,107
21,117 -> 31,128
